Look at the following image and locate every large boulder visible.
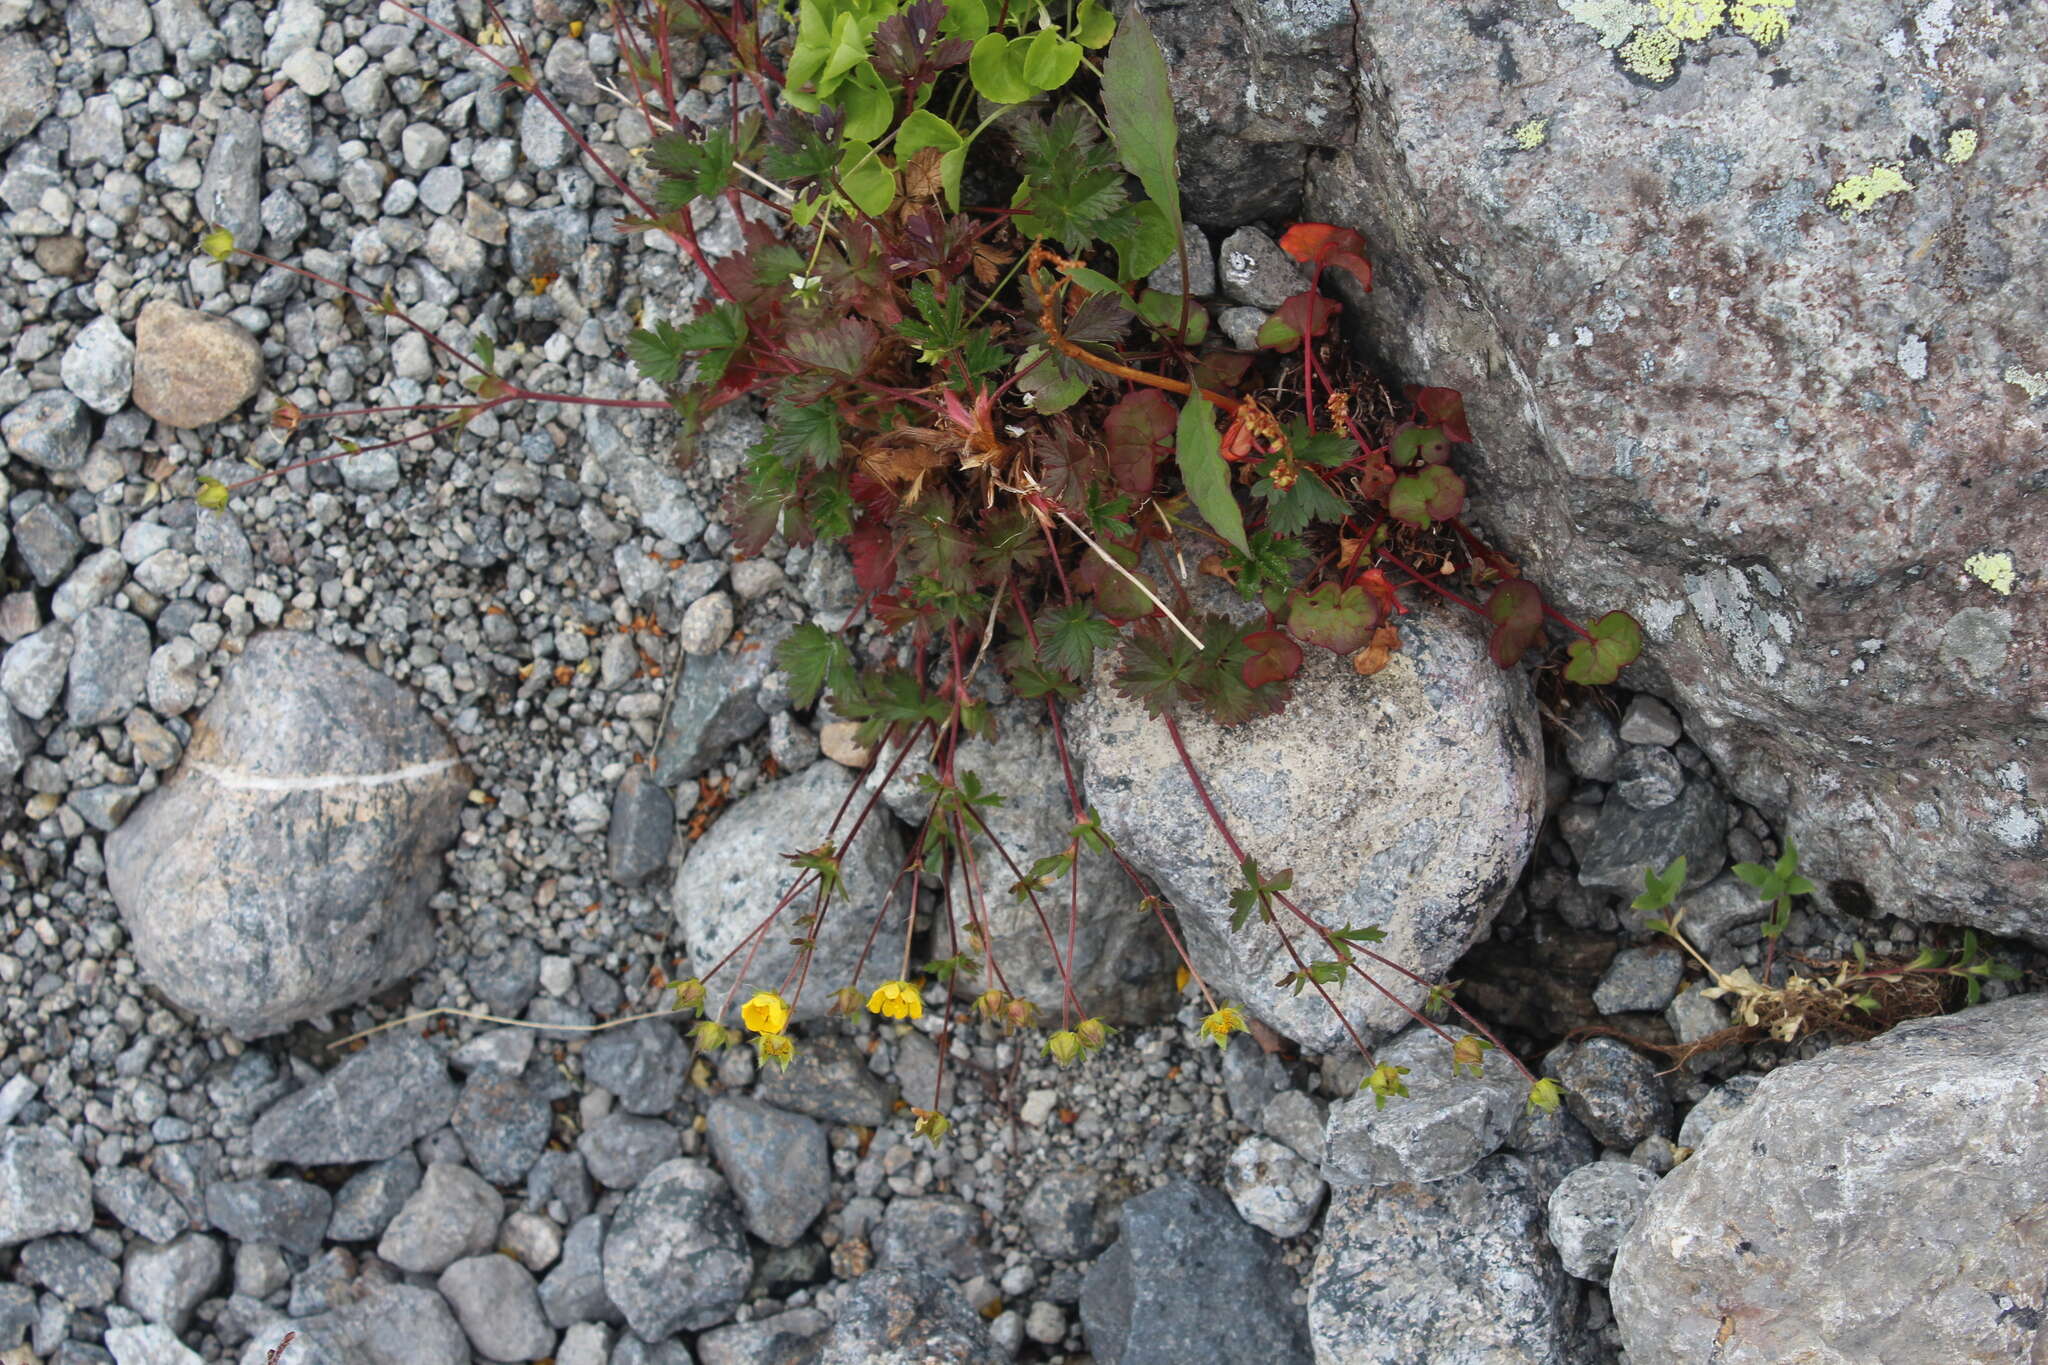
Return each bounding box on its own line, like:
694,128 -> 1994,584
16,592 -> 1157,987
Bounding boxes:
673,761 -> 910,1023
1611,995 -> 2048,1363
106,631 -> 468,1035
1290,1 -> 2048,940
1071,597 -> 1542,1051
872,704 -> 1179,1024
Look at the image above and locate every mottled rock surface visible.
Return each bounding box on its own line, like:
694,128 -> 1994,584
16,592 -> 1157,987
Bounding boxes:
1613,995 -> 2048,1363
130,300 -> 265,428
106,632 -> 468,1035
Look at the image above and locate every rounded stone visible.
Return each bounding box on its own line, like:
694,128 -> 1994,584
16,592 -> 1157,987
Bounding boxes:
130,300 -> 265,429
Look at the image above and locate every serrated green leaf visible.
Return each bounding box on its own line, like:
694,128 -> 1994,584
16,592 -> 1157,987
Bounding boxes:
1037,603 -> 1117,677
1562,610 -> 1644,686
777,623 -> 856,709
1176,394 -> 1247,555
628,320 -> 689,383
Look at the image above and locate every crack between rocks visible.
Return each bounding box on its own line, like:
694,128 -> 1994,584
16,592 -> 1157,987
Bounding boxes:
185,756 -> 462,792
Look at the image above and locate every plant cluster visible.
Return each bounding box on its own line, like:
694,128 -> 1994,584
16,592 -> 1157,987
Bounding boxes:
200,0 -> 1656,1142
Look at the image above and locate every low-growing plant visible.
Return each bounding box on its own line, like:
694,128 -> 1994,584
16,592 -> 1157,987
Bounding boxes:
209,0 -> 1652,1139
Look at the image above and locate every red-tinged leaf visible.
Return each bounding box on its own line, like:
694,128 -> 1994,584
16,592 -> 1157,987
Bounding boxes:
1323,249 -> 1373,293
1356,567 -> 1399,620
1353,454 -> 1395,501
1485,580 -> 1544,668
1564,610 -> 1644,685
1255,291 -> 1339,353
1387,465 -> 1465,526
1277,222 -> 1366,265
1193,350 -> 1255,392
1102,388 -> 1175,496
1241,628 -> 1303,689
1286,582 -> 1383,654
1073,540 -> 1160,622
1415,387 -> 1471,443
1390,422 -> 1449,467
786,317 -> 878,376
847,514 -> 898,595
1352,623 -> 1402,676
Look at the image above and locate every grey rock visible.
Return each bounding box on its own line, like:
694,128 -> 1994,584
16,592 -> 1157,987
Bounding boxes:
874,1195 -> 988,1281
0,1130 -> 94,1249
1300,1 -> 2048,945
438,1255 -> 554,1363
341,65 -> 389,117
0,1284 -> 29,1350
107,632 -> 468,1035
400,124 -> 451,174
1676,874 -> 1771,958
261,0 -> 323,65
1574,777 -> 1728,896
1146,225 -> 1217,297
1217,227 -> 1307,308
1562,708 -> 1621,782
121,1233 -> 223,1330
470,939 -> 542,1018
1310,1155 -> 1581,1364
450,1030 -> 536,1077
872,705 -> 1178,1023
72,93 -> 127,167
648,626 -> 783,783
205,1178 -> 331,1258
53,549 -> 129,623
93,1166 -> 192,1245
750,1034 -> 896,1126
579,1019 -> 684,1116
131,300 -> 264,429
1675,1073 -> 1763,1152
252,1031 -> 457,1164
525,1150 -> 595,1229
418,165 -> 464,216
82,0 -> 154,47
1072,590 -> 1542,1051
1592,946 -> 1686,1016
1081,1182 -> 1309,1365
1223,1136 -> 1326,1238
698,1308 -> 829,1365
1615,997 -> 2048,1362
519,95 -> 572,169
677,589 -> 735,655
1321,1024 -> 1524,1187
1619,697 -> 1683,747
0,34 -> 56,152
1556,1039 -> 1673,1149
673,762 -> 909,1023
542,38 -> 602,105
765,710 -> 820,772
1216,304 -> 1266,350
3,623 -> 73,719
575,1114 -> 680,1191
451,1068 -> 552,1186
3,391 -> 91,472
335,1284 -> 471,1365
556,1323 -> 611,1365
106,1324 -> 205,1365
1259,1088 -> 1328,1165
1546,1162 -> 1658,1283
600,1159 -> 751,1339
377,1162 -> 503,1273
196,109 -> 262,247
608,1339 -> 691,1365
1019,1169 -> 1115,1262
507,205 -> 589,278
13,502 -> 84,587
327,1154 -> 422,1242
146,638 -> 204,716
0,707 -> 34,780
21,1235 -> 120,1308
1220,1035 -> 1287,1122
1613,745 -> 1685,811
606,768 -> 674,887
61,315 -> 136,415
704,1097 -> 829,1247
538,1214 -> 618,1329
194,508 -> 256,591
819,1268 -> 1001,1365
234,1242 -> 289,1300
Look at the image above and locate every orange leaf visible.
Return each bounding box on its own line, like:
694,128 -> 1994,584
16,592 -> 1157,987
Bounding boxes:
1278,222 -> 1373,292
1351,624 -> 1403,676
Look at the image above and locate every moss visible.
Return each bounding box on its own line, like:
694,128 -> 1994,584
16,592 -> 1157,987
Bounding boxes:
1824,164 -> 1912,214
1943,128 -> 1978,164
1508,116 -> 1550,150
1963,552 -> 2016,597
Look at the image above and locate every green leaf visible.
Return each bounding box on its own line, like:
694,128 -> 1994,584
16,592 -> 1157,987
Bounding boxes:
837,141 -> 896,216
837,65 -> 895,143
895,109 -> 967,208
1252,466 -> 1348,537
1114,200 -> 1181,282
195,476 -> 231,510
1074,0 -> 1116,47
1526,1077 -> 1564,1115
777,624 -> 857,709
1114,631 -> 1201,718
969,30 -> 1033,102
645,127 -> 740,201
1287,582 -> 1381,654
1390,422 -> 1450,467
627,320 -> 689,383
1485,579 -> 1545,668
1037,603 -> 1118,677
1102,1 -> 1181,242
1562,610 -> 1645,686
200,226 -> 236,262
1387,464 -> 1466,527
1018,28 -> 1082,90
1632,856 -> 1687,913
1255,291 -> 1339,353
1135,289 -> 1208,344
1176,394 -> 1248,555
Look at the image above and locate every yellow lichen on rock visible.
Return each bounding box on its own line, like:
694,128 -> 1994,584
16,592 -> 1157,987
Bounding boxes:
1963,552 -> 2016,597
1620,25 -> 1682,79
1944,128 -> 1979,164
1825,164 -> 1912,214
1509,116 -> 1551,150
1730,0 -> 1795,46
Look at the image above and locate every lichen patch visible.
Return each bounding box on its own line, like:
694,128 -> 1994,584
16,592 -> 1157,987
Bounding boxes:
1824,164 -> 1912,215
1963,552 -> 2016,597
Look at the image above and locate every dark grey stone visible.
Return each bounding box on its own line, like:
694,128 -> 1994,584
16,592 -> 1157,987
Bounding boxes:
2,391 -> 88,473
506,205 -> 589,277
1019,1170 -> 1115,1262
575,1114 -> 680,1191
1619,696 -> 1683,747
14,501 -> 84,587
524,1150 -> 594,1226
750,1034 -> 896,1126
326,1153 -> 422,1242
704,1097 -> 829,1247
65,607 -> 149,727
600,1159 -> 751,1339
1563,708 -> 1622,782
0,1284 -> 33,1350
93,1166 -> 192,1245
1080,1182 -> 1310,1365
21,1235 -> 121,1308
106,632 -> 469,1036
120,1232 -> 222,1330
1574,777 -> 1728,896
1675,1073 -> 1763,1151
470,938 -> 542,1018
0,1130 -> 94,1248
1321,1024 -> 1524,1188
0,34 -> 58,152
1557,1039 -> 1674,1150
205,1178 -> 332,1258
818,1268 -> 1001,1365
650,632 -> 782,784
196,109 -> 262,246
698,1308 -> 829,1365
1592,946 -> 1687,1016
451,1067 -> 552,1185
1614,745 -> 1686,811
872,1195 -> 988,1282
579,1019 -> 684,1116
606,768 -> 675,887
251,1031 -> 457,1165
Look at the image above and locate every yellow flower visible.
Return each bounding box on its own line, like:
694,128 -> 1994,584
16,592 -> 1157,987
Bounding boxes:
742,991 -> 791,1035
756,1032 -> 794,1072
866,979 -> 925,1021
911,1107 -> 951,1147
1199,1005 -> 1247,1049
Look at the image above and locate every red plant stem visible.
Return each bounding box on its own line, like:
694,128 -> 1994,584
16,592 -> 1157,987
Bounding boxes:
233,248 -> 484,377
1379,549 -> 1488,617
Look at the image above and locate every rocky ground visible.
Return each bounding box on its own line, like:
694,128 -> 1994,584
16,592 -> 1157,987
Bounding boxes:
2,2 -> 2043,1365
